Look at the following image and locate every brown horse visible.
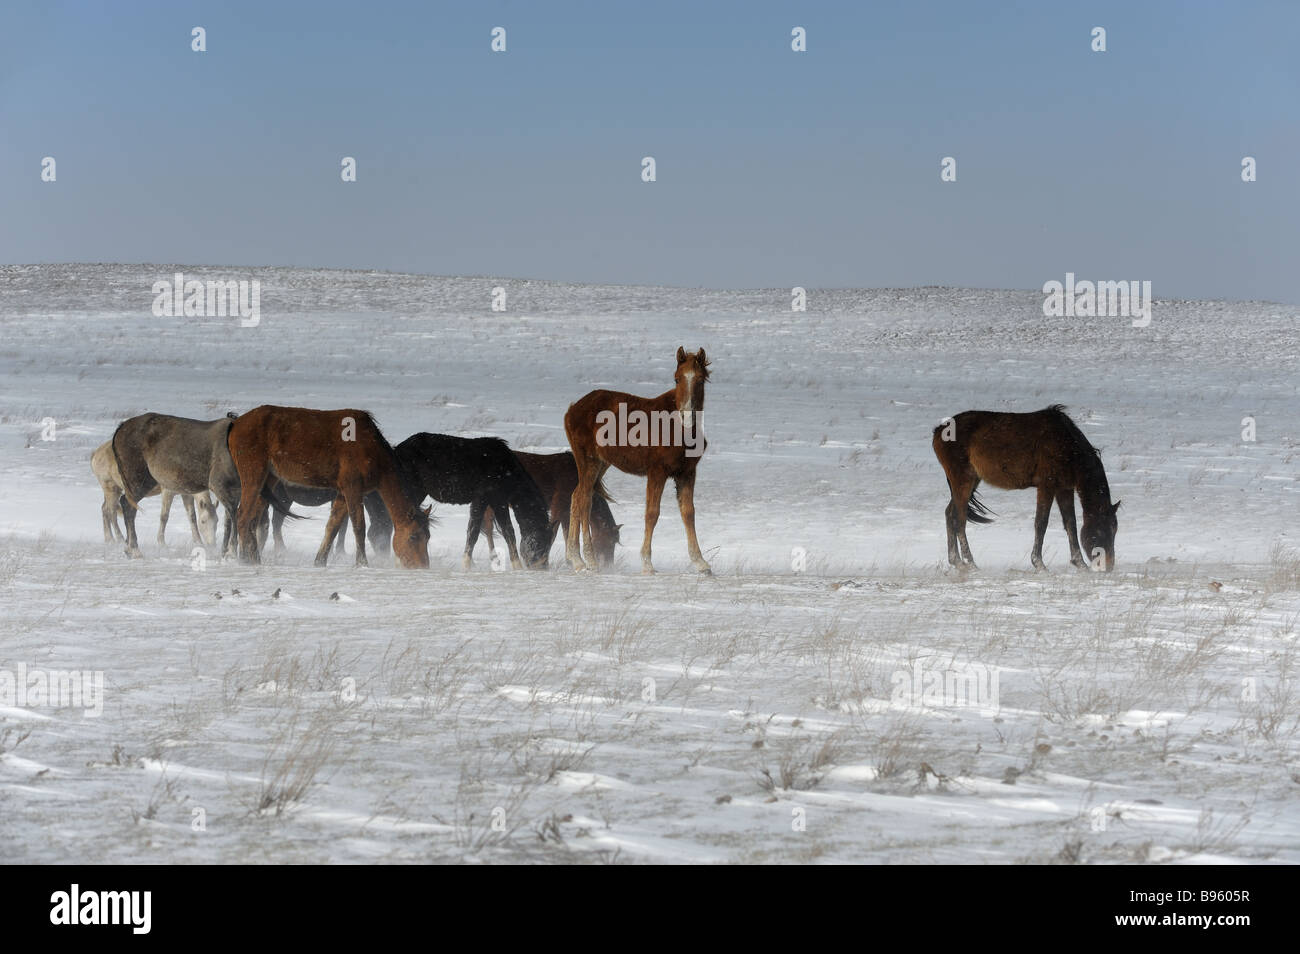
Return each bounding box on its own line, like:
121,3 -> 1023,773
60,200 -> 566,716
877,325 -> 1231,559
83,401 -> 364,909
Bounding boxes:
932,405 -> 1120,572
226,406 -> 430,568
564,347 -> 711,574
478,451 -> 620,568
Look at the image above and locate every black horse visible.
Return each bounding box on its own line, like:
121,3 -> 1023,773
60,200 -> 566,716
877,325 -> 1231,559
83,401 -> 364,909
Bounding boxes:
378,434 -> 552,569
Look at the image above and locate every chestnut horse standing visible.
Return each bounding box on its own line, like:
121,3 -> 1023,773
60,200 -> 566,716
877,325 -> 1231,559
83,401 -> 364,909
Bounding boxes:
932,405 -> 1120,572
227,406 -> 430,568
564,347 -> 711,574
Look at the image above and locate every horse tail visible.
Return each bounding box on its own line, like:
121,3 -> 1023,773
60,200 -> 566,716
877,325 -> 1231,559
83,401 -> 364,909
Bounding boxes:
966,488 -> 995,524
110,420 -> 147,508
593,473 -> 615,504
260,483 -> 305,520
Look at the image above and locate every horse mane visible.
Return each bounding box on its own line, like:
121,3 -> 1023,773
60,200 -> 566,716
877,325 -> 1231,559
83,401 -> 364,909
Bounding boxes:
1045,405 -> 1110,498
502,445 -> 551,535
366,413 -> 430,530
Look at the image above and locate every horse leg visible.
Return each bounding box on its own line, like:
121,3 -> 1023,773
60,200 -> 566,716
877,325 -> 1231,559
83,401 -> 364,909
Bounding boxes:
955,477 -> 978,567
566,459 -> 598,572
461,498 -> 486,568
675,474 -> 711,575
640,471 -> 667,575
157,490 -> 175,547
272,502 -> 287,552
335,502 -> 349,558
481,507 -> 497,564
495,500 -> 524,570
943,500 -> 961,566
121,494 -> 142,558
582,507 -> 597,568
101,487 -> 121,543
220,503 -> 234,558
235,468 -> 270,565
182,494 -> 203,545
1056,489 -> 1086,568
579,462 -> 609,571
256,501 -> 270,552
364,493 -> 392,556
314,497 -> 349,567
1031,485 -> 1052,571
347,492 -> 368,568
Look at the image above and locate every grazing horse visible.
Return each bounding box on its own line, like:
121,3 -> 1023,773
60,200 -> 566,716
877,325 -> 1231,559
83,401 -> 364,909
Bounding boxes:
227,406 -> 430,568
111,413 -> 246,558
477,451 -> 620,569
932,405 -> 1120,571
264,482 -> 393,558
385,434 -> 551,570
91,440 -> 218,548
564,346 -> 711,575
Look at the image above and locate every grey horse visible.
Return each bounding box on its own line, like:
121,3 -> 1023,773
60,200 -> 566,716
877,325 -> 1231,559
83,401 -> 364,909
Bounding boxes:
91,440 -> 218,547
111,412 -> 265,558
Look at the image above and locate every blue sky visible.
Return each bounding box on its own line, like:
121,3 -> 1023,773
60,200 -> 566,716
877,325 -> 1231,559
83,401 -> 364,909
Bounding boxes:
1,1 -> 1296,301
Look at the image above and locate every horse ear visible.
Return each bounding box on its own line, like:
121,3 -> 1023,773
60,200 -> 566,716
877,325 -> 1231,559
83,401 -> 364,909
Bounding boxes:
676,346 -> 687,365
696,347 -> 707,366
1112,500 -> 1121,513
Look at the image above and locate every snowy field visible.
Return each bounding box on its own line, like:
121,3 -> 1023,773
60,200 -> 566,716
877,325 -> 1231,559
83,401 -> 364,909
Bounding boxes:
1,263 -> 1297,864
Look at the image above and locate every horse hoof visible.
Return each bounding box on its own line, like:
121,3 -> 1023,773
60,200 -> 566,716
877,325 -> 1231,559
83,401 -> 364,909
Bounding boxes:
641,567 -> 656,576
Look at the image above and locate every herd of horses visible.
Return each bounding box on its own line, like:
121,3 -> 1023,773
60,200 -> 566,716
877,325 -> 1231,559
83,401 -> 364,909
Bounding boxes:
91,347 -> 1121,574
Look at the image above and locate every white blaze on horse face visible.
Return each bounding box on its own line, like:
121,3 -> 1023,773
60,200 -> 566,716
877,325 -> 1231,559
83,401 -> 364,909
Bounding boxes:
680,371 -> 696,414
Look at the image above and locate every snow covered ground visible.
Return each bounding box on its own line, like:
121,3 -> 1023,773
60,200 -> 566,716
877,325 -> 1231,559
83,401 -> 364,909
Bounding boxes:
1,264 -> 1297,863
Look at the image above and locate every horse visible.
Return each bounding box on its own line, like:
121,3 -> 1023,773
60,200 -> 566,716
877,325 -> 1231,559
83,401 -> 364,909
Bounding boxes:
91,440 -> 218,548
226,406 -> 430,568
564,346 -> 711,574
931,405 -> 1120,572
111,413 -> 247,558
477,451 -> 620,569
263,482 -> 393,558
382,434 -> 551,570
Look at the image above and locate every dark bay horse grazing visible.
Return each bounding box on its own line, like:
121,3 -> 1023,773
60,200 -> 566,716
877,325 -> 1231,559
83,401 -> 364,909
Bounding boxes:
226,406 -> 430,568
932,405 -> 1120,571
264,482 -> 393,558
386,434 -> 551,570
564,346 -> 711,575
111,413 -> 245,558
478,451 -> 620,569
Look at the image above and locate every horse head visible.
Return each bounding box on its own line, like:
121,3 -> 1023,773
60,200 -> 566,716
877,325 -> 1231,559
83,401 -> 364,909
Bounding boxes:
1081,499 -> 1120,572
394,503 -> 432,568
196,493 -> 219,547
674,346 -> 710,423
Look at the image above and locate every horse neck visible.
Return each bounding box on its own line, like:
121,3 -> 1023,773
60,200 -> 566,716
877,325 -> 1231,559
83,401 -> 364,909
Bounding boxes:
375,468 -> 419,529
1073,451 -> 1110,514
652,389 -> 679,411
